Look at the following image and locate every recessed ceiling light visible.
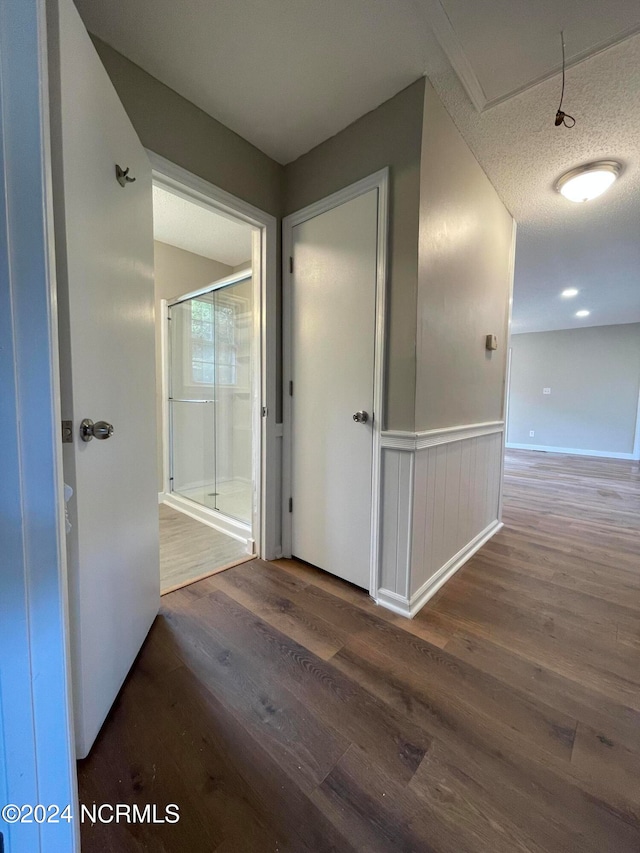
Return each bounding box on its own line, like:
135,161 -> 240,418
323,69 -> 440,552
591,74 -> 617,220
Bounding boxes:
576,309 -> 590,317
561,288 -> 579,298
556,160 -> 622,203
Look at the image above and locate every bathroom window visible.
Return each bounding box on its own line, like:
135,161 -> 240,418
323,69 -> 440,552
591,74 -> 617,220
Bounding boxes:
190,296 -> 237,386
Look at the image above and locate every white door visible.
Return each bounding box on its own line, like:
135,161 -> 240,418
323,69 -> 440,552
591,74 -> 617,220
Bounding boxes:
53,0 -> 159,758
290,189 -> 379,589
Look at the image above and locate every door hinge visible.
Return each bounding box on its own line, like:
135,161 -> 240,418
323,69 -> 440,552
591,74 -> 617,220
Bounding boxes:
262,406 -> 268,418
61,420 -> 73,443
289,256 -> 293,274
289,380 -> 293,396
288,497 -> 293,513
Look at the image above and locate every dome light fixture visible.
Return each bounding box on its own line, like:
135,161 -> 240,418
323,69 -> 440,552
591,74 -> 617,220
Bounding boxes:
556,160 -> 622,203
576,309 -> 590,318
561,288 -> 579,298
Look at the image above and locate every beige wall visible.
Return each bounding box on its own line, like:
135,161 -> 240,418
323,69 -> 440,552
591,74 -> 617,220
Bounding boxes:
284,79 -> 426,431
415,81 -> 514,431
91,37 -> 283,217
154,241 -> 233,489
507,324 -> 640,456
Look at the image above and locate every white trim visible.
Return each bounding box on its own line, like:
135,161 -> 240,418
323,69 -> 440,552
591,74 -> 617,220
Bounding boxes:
282,168 -> 389,602
162,492 -> 252,547
633,386 -> 640,460
499,218 -> 518,521
506,443 -> 639,461
160,297 -> 171,496
0,0 -> 78,846
409,520 -> 503,617
378,520 -> 503,618
381,420 -> 504,450
148,152 -> 279,560
422,1 -> 487,111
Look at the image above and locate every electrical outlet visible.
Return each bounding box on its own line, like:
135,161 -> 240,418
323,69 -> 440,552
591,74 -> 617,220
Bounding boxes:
529,430 -> 535,437
543,388 -> 551,395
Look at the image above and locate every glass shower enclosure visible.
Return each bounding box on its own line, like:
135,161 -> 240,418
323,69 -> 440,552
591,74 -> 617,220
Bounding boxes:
168,272 -> 254,529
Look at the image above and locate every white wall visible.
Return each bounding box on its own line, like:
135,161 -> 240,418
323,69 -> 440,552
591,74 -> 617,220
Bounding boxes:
507,323 -> 640,458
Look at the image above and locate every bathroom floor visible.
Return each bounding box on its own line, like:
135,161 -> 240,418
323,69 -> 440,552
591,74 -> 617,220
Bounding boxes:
159,503 -> 251,593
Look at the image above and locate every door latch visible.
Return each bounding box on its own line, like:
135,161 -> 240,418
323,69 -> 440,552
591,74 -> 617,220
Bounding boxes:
61,420 -> 73,443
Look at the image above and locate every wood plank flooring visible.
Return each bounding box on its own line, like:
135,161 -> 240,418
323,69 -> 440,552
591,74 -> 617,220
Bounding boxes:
159,503 -> 250,593
79,450 -> 640,852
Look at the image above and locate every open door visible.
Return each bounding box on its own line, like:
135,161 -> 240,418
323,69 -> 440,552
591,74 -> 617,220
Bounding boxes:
50,0 -> 159,757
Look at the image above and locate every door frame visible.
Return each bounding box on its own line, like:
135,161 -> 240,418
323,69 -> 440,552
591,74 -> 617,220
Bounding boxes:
282,169 -> 389,598
0,0 -> 78,848
149,152 -> 279,560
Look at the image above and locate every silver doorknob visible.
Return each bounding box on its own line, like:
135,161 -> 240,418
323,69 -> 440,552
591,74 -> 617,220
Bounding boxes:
80,418 -> 114,442
353,410 -> 369,424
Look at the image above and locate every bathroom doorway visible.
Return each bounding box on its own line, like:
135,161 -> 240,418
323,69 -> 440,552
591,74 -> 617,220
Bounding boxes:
152,172 -> 263,592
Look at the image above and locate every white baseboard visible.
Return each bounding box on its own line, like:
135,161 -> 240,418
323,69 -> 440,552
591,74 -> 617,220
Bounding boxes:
506,442 -> 638,461
158,491 -> 166,504
408,520 -> 503,617
377,520 -> 503,619
161,492 -> 251,545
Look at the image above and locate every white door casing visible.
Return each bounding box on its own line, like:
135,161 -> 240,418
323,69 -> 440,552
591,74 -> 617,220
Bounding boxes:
52,0 -> 159,758
149,153 -> 279,560
283,171 -> 388,592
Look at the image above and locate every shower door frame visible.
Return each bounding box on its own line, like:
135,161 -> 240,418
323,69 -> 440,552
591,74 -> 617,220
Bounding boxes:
151,151 -> 279,561
166,269 -> 259,547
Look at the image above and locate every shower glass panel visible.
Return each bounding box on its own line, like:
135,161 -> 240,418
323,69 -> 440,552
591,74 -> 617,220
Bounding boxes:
168,275 -> 253,526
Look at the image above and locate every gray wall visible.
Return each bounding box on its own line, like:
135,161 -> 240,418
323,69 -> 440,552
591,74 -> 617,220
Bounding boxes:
507,324 -> 640,456
415,81 -> 514,431
283,79 -> 426,431
154,240 -> 233,489
91,37 -> 283,217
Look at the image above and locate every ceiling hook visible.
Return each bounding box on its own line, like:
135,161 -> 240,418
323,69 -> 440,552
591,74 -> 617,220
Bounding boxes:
116,164 -> 136,187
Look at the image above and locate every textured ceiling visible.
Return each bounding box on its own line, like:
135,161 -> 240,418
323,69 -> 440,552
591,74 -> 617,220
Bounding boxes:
152,186 -> 253,266
426,32 -> 640,333
438,0 -> 640,107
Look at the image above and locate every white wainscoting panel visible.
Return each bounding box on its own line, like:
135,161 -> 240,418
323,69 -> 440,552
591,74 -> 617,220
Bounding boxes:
377,423 -> 504,617
379,449 -> 413,597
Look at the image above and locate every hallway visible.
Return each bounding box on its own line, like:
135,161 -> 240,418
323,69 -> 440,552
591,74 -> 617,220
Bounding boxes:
78,450 -> 640,852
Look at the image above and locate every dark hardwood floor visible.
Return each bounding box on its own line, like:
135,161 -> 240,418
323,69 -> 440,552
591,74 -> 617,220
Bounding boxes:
78,450 -> 640,852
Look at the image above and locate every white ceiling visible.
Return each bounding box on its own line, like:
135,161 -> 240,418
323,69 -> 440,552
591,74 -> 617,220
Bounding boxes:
152,186 -> 253,266
75,0 -> 439,164
78,0 -> 640,333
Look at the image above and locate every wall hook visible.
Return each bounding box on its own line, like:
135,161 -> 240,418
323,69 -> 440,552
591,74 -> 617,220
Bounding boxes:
116,164 -> 136,187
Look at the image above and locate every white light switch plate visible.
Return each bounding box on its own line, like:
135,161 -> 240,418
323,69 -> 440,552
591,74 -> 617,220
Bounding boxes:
543,388 -> 551,395
529,430 -> 535,437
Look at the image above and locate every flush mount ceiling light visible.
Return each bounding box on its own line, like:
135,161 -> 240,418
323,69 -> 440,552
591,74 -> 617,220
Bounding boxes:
556,161 -> 622,203
561,288 -> 579,297
576,309 -> 590,317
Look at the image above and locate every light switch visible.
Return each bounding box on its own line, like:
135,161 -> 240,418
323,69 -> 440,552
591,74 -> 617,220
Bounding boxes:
543,388 -> 551,395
